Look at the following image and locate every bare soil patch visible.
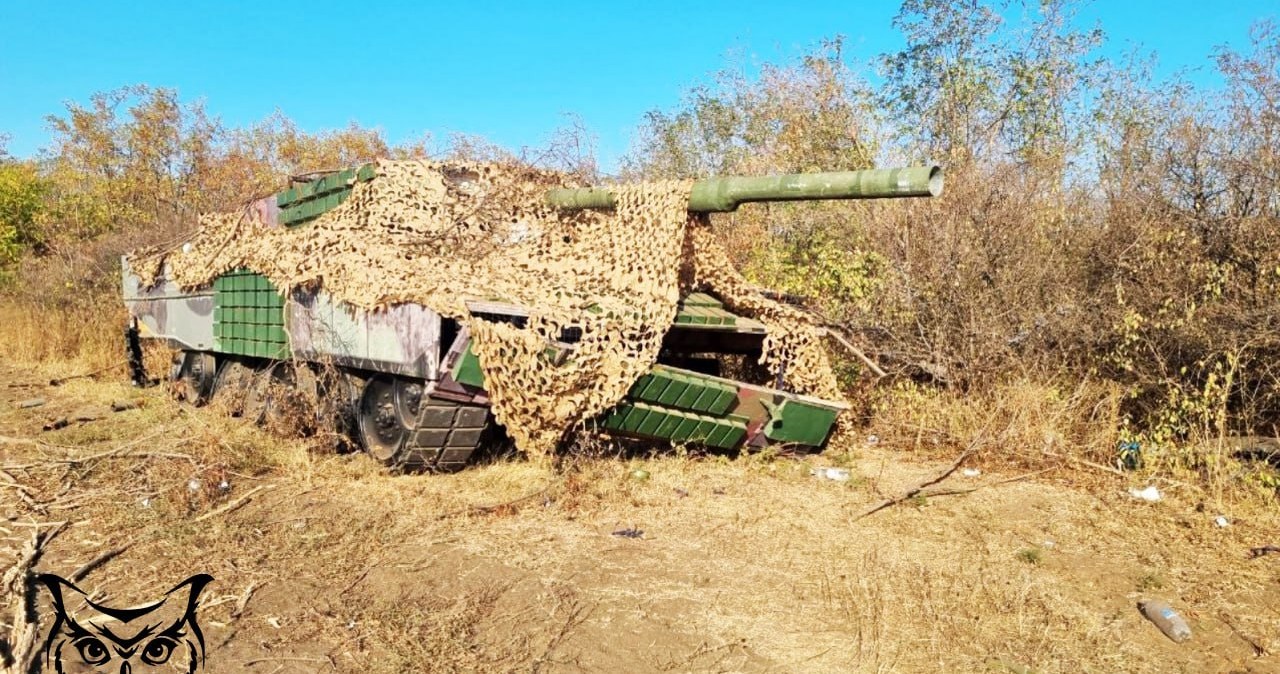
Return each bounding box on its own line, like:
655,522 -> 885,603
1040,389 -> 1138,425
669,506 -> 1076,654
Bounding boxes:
1,360 -> 1277,673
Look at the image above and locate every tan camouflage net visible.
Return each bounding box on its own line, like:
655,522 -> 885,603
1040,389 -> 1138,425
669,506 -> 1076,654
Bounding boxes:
131,159 -> 845,456
682,222 -> 844,403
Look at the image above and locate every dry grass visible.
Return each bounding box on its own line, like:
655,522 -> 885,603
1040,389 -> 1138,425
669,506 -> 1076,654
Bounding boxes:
867,378 -> 1280,509
0,298 -> 125,377
868,379 -> 1124,465
1,346 -> 1278,672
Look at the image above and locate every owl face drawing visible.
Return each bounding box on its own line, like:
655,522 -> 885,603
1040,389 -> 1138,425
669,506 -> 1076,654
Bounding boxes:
37,573 -> 213,674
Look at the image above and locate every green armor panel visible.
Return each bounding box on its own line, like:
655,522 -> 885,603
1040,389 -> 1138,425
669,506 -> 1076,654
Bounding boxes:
213,270 -> 289,359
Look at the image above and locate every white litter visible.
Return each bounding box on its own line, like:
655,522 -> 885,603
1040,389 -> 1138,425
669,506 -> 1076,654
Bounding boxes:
1214,515 -> 1231,528
1129,485 -> 1162,502
811,467 -> 852,482
962,468 -> 981,478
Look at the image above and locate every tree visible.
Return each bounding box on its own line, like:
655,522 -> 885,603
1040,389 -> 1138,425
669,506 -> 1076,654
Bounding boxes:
625,37 -> 876,179
623,39 -> 883,318
880,0 -> 1103,174
0,160 -> 47,282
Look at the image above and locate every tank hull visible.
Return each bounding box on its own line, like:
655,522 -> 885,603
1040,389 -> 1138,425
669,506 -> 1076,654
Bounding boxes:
124,263 -> 847,471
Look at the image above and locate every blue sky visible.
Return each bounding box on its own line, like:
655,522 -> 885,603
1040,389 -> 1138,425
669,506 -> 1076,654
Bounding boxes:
0,1 -> 1273,172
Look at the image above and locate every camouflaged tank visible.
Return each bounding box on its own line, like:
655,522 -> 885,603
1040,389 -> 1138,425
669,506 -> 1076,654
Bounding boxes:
122,164 -> 942,471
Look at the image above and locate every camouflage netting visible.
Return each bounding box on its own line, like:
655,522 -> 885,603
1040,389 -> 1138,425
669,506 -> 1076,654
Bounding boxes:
130,159 -> 845,456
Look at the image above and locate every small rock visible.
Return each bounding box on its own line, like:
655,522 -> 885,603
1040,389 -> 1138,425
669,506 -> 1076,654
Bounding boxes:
42,418 -> 69,432
962,468 -> 982,478
1214,515 -> 1231,528
187,479 -> 202,492
110,399 -> 140,412
866,434 -> 880,445
16,398 -> 46,409
611,527 -> 644,539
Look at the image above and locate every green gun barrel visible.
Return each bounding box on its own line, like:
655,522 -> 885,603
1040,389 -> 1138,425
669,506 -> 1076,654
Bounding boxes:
546,165 -> 943,212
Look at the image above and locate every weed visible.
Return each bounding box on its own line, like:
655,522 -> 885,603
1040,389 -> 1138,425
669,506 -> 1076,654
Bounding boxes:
1015,548 -> 1044,566
1137,573 -> 1165,591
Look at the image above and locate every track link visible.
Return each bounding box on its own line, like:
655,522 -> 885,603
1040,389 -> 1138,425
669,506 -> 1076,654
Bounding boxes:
395,395 -> 492,472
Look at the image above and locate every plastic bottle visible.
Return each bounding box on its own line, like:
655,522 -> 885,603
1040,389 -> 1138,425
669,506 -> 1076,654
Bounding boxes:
1139,600 -> 1192,643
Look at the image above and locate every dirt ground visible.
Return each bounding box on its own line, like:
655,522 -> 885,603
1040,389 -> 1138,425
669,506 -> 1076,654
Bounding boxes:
1,358 -> 1278,674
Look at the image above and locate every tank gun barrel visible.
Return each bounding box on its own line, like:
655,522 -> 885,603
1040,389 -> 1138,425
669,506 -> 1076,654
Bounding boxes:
546,165 -> 943,212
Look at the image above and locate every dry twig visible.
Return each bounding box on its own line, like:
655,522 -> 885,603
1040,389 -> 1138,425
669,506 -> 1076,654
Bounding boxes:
1,522 -> 68,674
435,482 -> 558,520
242,655 -> 331,668
231,581 -> 261,620
1248,545 -> 1279,559
191,485 -> 271,524
68,542 -> 133,583
823,328 -> 888,378
852,441 -> 980,521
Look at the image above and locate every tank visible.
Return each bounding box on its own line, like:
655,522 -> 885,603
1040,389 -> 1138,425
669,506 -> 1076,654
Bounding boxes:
122,162 -> 943,471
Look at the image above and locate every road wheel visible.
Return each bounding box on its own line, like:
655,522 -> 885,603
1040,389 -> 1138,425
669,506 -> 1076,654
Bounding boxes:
171,351 -> 217,404
356,376 -> 422,465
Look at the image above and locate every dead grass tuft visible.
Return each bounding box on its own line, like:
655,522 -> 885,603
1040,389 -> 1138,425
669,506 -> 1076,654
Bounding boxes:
2,326 -> 1279,673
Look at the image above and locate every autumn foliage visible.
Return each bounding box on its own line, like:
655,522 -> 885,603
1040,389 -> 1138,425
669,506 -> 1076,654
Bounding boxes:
1,1 -> 1277,478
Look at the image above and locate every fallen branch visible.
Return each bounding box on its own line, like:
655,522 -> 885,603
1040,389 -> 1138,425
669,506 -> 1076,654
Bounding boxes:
0,424 -> 191,472
909,468 -> 1054,498
242,655 -> 330,668
1042,450 -> 1128,477
231,581 -> 262,620
823,328 -> 888,378
435,482 -> 558,520
0,449 -> 194,472
48,361 -> 124,386
1248,545 -> 1279,560
1219,612 -> 1267,657
191,485 -> 270,524
1,522 -> 68,674
1,483 -> 42,513
852,443 -> 979,522
68,542 -> 134,583
338,566 -> 374,596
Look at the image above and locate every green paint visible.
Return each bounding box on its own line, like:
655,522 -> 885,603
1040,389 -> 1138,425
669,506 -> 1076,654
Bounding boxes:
276,164 -> 376,208
762,399 -> 840,447
213,269 -> 289,359
452,343 -> 487,388
628,366 -> 736,416
276,163 -> 375,226
681,292 -> 723,308
602,401 -> 748,449
547,165 -> 944,212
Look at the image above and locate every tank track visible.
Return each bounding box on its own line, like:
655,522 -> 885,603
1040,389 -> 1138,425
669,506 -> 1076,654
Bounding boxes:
393,394 -> 492,472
